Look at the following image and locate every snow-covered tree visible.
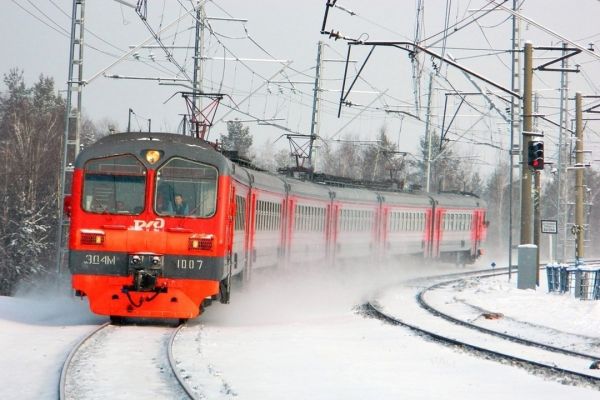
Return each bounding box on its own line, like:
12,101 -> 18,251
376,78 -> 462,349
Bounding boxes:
220,119 -> 253,158
0,195 -> 52,293
253,139 -> 290,172
0,70 -> 64,294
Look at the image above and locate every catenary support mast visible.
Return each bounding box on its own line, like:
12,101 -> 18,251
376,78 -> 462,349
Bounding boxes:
520,42 -> 533,246
508,0 -> 521,277
575,92 -> 585,261
55,0 -> 86,276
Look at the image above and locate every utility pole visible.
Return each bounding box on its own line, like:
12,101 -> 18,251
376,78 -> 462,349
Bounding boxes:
533,168 -> 541,280
425,72 -> 435,192
55,0 -> 86,278
192,1 -> 205,136
533,92 -> 541,283
556,43 -> 570,262
520,42 -> 534,246
309,41 -> 324,170
508,0 -> 521,278
574,92 -> 584,262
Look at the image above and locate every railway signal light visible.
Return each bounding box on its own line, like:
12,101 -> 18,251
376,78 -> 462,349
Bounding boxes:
527,141 -> 544,170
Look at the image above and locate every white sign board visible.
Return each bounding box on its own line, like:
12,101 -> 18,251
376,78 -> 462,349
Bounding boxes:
541,219 -> 557,234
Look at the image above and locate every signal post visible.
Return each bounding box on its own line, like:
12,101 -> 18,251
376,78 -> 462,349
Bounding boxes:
521,42 -> 546,284
520,42 -> 534,249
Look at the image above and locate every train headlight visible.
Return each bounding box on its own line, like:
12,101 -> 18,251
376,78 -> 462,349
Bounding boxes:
80,230 -> 105,246
145,150 -> 161,164
189,235 -> 214,251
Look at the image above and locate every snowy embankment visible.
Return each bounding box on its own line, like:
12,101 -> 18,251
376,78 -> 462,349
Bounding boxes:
1,262 -> 599,399
422,273 -> 600,357
0,292 -> 103,399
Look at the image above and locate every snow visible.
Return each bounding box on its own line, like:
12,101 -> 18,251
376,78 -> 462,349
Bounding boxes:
1,262 -> 599,399
65,325 -> 190,399
441,274 -> 600,338
0,292 -> 103,399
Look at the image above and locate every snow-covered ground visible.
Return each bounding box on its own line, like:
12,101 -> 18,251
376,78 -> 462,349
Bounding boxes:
423,274 -> 600,354
1,261 -> 599,399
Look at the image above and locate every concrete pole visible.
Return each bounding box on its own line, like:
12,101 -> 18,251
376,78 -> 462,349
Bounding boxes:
556,43 -> 569,262
533,92 -> 540,283
575,92 -> 584,261
533,170 -> 541,283
520,42 -> 533,245
508,0 -> 521,278
425,72 -> 435,193
309,41 -> 324,170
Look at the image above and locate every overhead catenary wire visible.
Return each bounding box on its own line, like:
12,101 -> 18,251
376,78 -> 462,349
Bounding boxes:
421,0 -> 501,48
10,0 -> 125,59
166,1 -> 407,136
20,0 -> 582,166
16,0 -> 188,80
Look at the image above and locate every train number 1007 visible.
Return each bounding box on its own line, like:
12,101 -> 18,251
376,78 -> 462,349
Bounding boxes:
176,258 -> 203,270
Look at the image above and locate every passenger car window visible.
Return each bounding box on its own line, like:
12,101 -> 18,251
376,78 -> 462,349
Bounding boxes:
155,157 -> 218,217
82,155 -> 146,215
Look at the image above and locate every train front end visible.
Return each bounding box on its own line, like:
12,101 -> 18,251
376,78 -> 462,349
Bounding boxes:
67,132 -> 234,320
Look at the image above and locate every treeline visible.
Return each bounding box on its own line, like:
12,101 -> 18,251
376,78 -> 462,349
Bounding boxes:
0,70 -> 108,295
316,128 -> 482,194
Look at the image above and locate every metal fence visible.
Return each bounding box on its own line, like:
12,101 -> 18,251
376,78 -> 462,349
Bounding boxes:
546,263 -> 600,300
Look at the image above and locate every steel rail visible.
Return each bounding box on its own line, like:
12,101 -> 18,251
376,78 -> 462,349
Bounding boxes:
167,322 -> 198,399
417,274 -> 600,361
58,322 -> 111,400
60,320 -> 197,399
366,301 -> 600,385
366,267 -> 600,386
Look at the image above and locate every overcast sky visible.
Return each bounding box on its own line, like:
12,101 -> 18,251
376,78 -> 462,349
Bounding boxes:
2,0 -> 600,174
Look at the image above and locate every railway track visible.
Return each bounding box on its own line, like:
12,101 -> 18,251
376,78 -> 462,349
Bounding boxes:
366,269 -> 600,388
59,321 -> 197,400
418,275 -> 600,360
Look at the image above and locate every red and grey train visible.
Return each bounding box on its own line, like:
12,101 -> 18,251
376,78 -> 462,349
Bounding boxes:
66,132 -> 487,320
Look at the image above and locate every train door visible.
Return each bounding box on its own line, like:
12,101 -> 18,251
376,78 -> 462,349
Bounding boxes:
431,208 -> 444,259
245,191 -> 257,281
424,208 -> 433,258
279,196 -> 289,269
380,205 -> 389,261
325,203 -> 331,258
329,203 -> 339,264
472,209 -> 486,257
231,182 -> 248,280
282,197 -> 292,266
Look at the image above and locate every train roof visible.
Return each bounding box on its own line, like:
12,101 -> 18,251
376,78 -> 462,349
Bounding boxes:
285,178 -> 331,201
330,185 -> 380,204
76,132 -> 232,173
377,190 -> 433,207
430,192 -> 486,209
79,133 -> 486,211
245,169 -> 287,195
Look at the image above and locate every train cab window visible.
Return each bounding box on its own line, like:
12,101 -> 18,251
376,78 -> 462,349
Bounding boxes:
82,155 -> 146,214
155,157 -> 218,218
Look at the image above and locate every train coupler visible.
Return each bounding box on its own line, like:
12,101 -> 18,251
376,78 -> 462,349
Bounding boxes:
127,253 -> 164,291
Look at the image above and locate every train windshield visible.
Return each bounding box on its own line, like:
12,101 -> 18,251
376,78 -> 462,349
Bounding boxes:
82,155 -> 146,214
155,157 -> 218,218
